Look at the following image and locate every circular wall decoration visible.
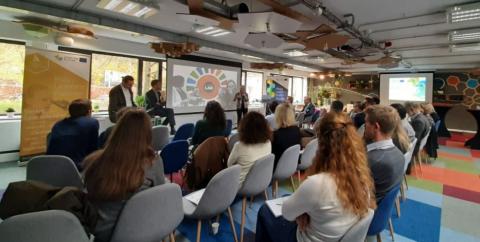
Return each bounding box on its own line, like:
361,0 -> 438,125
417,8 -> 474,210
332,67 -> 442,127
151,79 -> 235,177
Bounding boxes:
186,67 -> 226,100
446,75 -> 460,90
466,79 -> 479,89
433,78 -> 445,90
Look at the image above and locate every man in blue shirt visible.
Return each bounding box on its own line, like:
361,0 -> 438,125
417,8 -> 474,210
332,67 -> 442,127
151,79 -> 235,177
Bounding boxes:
47,99 -> 99,171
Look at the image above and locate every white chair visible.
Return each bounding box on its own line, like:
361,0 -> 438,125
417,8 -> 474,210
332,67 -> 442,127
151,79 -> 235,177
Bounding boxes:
0,210 -> 89,242
26,155 -> 83,189
339,209 -> 374,242
272,145 -> 301,198
228,133 -> 240,152
296,139 -> 317,185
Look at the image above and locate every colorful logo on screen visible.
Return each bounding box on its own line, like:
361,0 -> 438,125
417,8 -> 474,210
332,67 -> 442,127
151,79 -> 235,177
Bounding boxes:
187,67 -> 227,100
266,79 -> 276,97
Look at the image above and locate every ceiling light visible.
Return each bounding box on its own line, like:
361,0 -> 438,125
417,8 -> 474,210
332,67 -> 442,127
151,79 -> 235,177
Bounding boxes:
447,2 -> 480,23
283,49 -> 308,57
319,74 -> 325,80
241,54 -> 263,60
292,64 -> 309,69
195,26 -> 232,37
97,0 -> 157,19
449,28 -> 480,43
450,43 -> 480,52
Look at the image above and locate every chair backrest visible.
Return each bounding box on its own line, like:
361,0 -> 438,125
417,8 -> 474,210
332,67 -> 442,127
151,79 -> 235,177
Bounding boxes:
403,138 -> 417,172
152,125 -> 170,151
298,139 -> 318,170
238,154 -> 275,196
419,128 -> 431,150
26,155 -> 83,189
367,185 -> 401,236
160,140 -> 189,174
0,210 -> 89,242
228,133 -> 240,152
172,123 -> 195,141
273,144 -> 301,180
225,119 -> 233,136
434,120 -> 441,132
340,209 -> 374,242
192,165 -> 241,218
111,184 -> 184,242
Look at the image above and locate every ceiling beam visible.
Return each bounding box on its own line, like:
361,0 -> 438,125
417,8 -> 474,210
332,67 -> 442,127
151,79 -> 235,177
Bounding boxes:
0,0 -> 326,71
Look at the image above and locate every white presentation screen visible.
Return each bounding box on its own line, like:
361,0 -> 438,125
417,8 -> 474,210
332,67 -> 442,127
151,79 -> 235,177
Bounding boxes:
166,58 -> 241,113
380,73 -> 433,104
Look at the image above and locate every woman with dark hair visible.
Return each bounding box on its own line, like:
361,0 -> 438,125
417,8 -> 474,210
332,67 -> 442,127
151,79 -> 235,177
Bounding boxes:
256,112 -> 376,242
192,100 -> 227,146
227,111 -> 272,186
83,109 -> 165,242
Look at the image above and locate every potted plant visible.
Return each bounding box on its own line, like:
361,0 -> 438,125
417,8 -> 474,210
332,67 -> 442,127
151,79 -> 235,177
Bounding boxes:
5,108 -> 15,118
93,104 -> 100,113
135,95 -> 146,108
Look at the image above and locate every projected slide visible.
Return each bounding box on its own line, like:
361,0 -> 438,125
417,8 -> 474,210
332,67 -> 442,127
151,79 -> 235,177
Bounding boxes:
389,77 -> 427,101
167,59 -> 240,113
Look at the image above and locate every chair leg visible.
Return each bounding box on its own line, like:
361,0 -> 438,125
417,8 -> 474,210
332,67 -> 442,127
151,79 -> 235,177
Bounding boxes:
196,220 -> 202,242
227,207 -> 239,242
395,197 -> 401,217
249,195 -> 254,207
170,232 -> 175,242
404,174 -> 409,190
376,234 -> 382,242
297,170 -> 301,186
388,218 -> 395,241
215,215 -> 220,223
400,182 -> 405,201
264,190 -> 269,200
274,180 -> 279,198
290,176 -> 296,191
240,197 -> 247,242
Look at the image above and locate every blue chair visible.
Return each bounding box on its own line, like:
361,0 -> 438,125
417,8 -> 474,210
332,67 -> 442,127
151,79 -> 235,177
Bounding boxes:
225,119 -> 233,136
172,123 -> 194,141
160,140 -> 189,183
367,184 -> 401,242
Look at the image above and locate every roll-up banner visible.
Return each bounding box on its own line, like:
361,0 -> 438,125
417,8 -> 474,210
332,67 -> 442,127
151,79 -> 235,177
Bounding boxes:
20,47 -> 90,157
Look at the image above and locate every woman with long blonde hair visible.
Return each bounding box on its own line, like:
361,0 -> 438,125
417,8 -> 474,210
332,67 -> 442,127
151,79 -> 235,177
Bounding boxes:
256,112 -> 375,242
83,109 -> 165,242
272,103 -> 301,168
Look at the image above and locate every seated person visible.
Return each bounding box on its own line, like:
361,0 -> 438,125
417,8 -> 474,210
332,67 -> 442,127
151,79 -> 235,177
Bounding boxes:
353,102 -> 366,128
272,103 -> 301,169
256,112 -> 375,242
364,105 -> 405,203
296,96 -> 315,125
98,107 -> 132,148
192,101 -> 227,146
286,96 -> 294,105
83,109 -> 165,242
404,102 -> 431,173
47,99 -> 98,171
145,79 -> 176,134
391,103 -> 416,142
330,100 -> 344,113
265,100 -> 279,130
228,112 -> 272,186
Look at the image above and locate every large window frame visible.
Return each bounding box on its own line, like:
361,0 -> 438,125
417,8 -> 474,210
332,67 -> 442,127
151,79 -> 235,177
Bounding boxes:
0,39 -> 26,116
242,70 -> 264,107
59,47 -> 166,112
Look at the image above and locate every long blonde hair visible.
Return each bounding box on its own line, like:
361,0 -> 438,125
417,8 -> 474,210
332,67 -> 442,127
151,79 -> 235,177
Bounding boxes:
308,112 -> 376,216
275,103 -> 296,128
392,120 -> 410,154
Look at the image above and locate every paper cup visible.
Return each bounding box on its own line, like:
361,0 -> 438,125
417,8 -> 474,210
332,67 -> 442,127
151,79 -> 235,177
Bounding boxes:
212,222 -> 220,235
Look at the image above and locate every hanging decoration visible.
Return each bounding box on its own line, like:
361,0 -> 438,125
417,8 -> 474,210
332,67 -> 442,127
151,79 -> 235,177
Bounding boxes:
150,42 -> 200,57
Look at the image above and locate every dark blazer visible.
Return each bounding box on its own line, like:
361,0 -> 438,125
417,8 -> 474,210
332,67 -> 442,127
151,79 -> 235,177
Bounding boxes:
46,116 -> 99,171
145,89 -> 160,111
192,119 -> 228,146
108,84 -> 136,123
272,125 -> 301,169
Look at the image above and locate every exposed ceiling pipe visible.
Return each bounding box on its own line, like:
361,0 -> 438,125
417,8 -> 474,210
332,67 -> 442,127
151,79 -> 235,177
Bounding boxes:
0,0 -> 324,70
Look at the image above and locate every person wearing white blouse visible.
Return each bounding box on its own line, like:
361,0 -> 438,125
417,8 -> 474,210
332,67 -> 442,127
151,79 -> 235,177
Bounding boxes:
256,112 -> 376,242
227,111 -> 272,186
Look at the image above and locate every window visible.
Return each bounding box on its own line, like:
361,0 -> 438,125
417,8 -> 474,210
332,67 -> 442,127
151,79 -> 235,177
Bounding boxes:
141,61 -> 159,95
0,42 -> 25,115
245,71 -> 263,106
287,76 -> 308,104
91,54 -> 139,111
241,71 -> 246,86
161,62 -> 167,91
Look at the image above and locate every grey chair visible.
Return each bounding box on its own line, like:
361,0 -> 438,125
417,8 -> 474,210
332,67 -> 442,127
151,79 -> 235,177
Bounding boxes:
26,155 -> 83,189
415,128 -> 431,175
237,154 -> 275,242
228,133 -> 240,152
152,125 -> 170,151
0,210 -> 89,242
183,165 -> 242,242
339,209 -> 374,242
272,144 -> 301,198
111,183 -> 184,242
297,139 -> 318,184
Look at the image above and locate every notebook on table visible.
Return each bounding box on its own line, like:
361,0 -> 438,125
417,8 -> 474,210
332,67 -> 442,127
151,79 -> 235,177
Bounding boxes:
265,196 -> 290,217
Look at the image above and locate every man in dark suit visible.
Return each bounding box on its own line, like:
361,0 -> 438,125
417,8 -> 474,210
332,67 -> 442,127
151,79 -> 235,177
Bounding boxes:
108,75 -> 136,123
47,99 -> 99,171
145,79 -> 176,134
